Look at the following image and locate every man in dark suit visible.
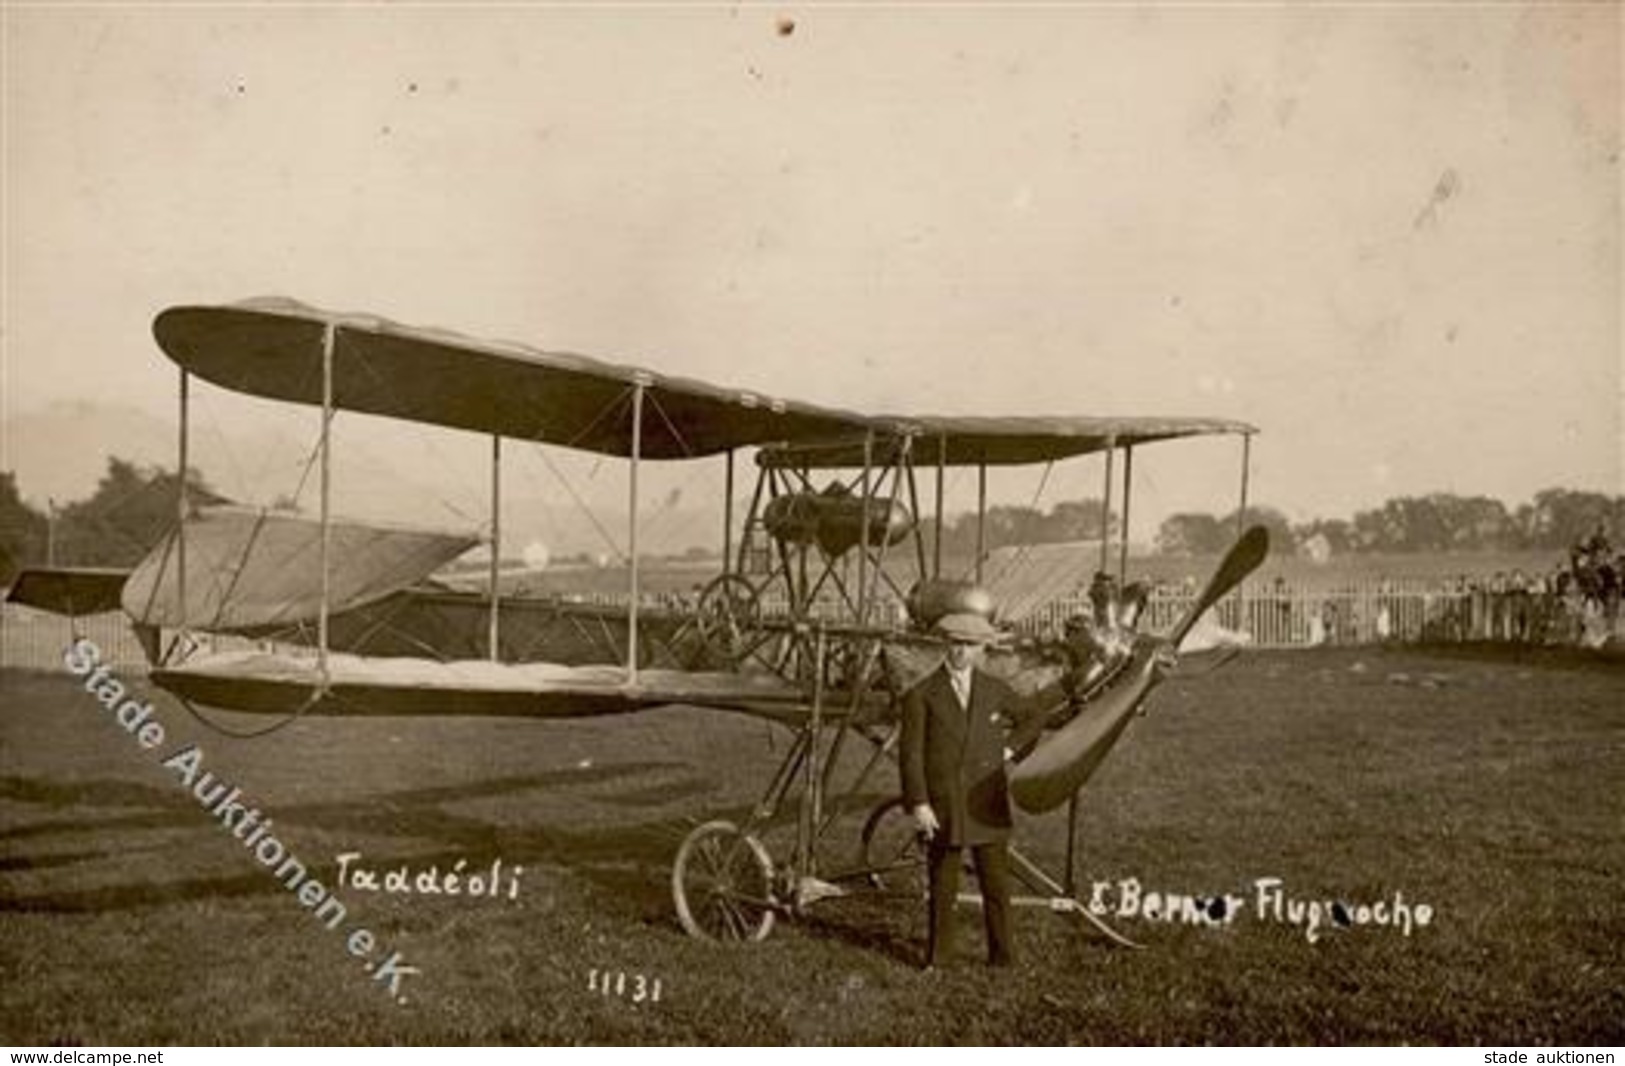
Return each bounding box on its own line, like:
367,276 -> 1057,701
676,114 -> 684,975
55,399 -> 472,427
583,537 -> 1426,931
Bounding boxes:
900,612 -> 1016,969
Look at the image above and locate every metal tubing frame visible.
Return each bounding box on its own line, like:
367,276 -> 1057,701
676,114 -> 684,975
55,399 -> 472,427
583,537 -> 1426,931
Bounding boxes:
865,441 -> 908,622
857,431 -> 873,625
756,727 -> 811,820
905,456 -> 928,584
1064,795 -> 1081,897
800,458 -> 895,625
800,625 -> 828,877
974,460 -> 987,584
768,475 -> 802,622
818,721 -> 898,842
736,464 -> 768,576
1007,845 -> 1141,948
815,645 -> 886,836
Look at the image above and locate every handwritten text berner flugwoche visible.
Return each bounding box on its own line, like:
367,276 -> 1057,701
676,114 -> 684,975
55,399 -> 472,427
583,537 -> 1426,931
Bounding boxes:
1087,875 -> 1434,943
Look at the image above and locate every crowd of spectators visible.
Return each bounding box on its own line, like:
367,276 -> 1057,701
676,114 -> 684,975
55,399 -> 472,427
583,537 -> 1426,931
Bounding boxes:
1410,563 -> 1605,645
1128,524 -> 1623,649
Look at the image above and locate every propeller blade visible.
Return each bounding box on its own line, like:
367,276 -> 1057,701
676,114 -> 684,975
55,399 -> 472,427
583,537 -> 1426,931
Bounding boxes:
1167,524 -> 1270,648
1007,525 -> 1270,815
1009,640 -> 1163,813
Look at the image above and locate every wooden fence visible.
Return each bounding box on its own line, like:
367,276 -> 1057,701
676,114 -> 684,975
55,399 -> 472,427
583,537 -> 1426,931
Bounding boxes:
1,606 -> 264,674
1019,578 -> 1600,647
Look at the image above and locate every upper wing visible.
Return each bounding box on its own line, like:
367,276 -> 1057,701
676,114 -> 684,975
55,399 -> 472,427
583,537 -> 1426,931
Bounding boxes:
757,414 -> 1256,469
154,300 -> 1252,464
153,298 -> 875,460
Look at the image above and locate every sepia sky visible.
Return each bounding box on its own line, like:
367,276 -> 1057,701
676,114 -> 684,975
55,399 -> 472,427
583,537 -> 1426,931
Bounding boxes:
2,3 -> 1620,534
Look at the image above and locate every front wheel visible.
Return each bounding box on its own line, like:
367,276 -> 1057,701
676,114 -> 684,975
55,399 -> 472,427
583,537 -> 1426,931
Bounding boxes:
694,574 -> 764,669
672,820 -> 778,942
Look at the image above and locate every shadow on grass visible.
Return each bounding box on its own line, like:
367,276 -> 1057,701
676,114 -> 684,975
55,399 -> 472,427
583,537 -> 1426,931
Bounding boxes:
794,903 -> 923,969
0,765 -> 911,966
0,759 -> 679,838
1405,640 -> 1625,670
0,759 -> 709,912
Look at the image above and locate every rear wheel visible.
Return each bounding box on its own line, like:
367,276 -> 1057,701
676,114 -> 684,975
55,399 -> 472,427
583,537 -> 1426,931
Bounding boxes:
672,820 -> 778,942
859,797 -> 928,898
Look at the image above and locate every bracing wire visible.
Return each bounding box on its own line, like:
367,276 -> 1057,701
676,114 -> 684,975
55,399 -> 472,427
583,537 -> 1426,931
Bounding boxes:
300,339 -> 486,526
636,462 -> 728,561
191,409 -> 246,500
643,389 -> 694,459
286,422 -> 327,512
175,686 -> 326,740
526,445 -> 629,565
984,460 -> 1056,589
564,386 -> 633,453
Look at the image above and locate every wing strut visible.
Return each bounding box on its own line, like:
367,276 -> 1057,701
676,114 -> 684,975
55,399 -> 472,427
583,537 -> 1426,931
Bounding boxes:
318,321 -> 335,689
974,460 -> 987,583
857,430 -> 872,624
933,434 -> 946,579
489,434 -> 502,662
1072,435 -> 1116,897
1236,432 -> 1252,537
722,448 -> 735,575
627,378 -> 648,683
1119,445 -> 1134,582
1098,439 -> 1115,574
177,368 -> 189,641
1232,431 -> 1253,623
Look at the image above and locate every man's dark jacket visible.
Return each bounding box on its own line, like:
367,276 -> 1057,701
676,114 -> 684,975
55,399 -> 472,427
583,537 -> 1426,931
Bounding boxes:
900,665 -> 1015,846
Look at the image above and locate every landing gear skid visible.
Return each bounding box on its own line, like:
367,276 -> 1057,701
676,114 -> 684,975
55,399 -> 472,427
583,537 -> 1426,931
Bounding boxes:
853,796 -> 1141,948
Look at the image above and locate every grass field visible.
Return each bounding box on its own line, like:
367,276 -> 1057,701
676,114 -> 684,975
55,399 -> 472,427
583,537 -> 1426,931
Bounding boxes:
1,646 -> 1620,1045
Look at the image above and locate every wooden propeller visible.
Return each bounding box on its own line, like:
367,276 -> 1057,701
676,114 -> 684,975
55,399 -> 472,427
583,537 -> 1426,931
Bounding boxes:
1009,525 -> 1269,814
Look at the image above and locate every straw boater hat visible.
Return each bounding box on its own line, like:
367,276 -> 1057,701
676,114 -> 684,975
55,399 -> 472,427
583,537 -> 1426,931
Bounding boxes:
935,612 -> 999,645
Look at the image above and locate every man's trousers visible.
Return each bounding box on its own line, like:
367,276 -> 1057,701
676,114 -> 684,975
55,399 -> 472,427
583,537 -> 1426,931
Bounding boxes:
925,840 -> 1014,967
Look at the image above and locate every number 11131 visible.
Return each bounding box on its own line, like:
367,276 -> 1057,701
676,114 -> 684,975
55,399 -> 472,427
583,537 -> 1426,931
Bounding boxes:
587,968 -> 662,1003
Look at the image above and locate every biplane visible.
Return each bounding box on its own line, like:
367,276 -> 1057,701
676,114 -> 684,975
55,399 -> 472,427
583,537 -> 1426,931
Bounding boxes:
9,297 -> 1267,946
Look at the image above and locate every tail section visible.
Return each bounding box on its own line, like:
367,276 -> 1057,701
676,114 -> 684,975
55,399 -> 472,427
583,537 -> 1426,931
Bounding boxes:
5,567 -> 132,615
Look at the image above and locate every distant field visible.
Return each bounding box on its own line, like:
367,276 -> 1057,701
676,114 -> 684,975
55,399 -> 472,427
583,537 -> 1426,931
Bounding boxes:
1,646 -> 1620,1044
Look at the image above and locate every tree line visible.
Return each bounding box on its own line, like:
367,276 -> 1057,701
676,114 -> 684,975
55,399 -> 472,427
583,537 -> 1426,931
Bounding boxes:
1155,490 -> 1625,557
0,460 -> 224,582
926,490 -> 1624,559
